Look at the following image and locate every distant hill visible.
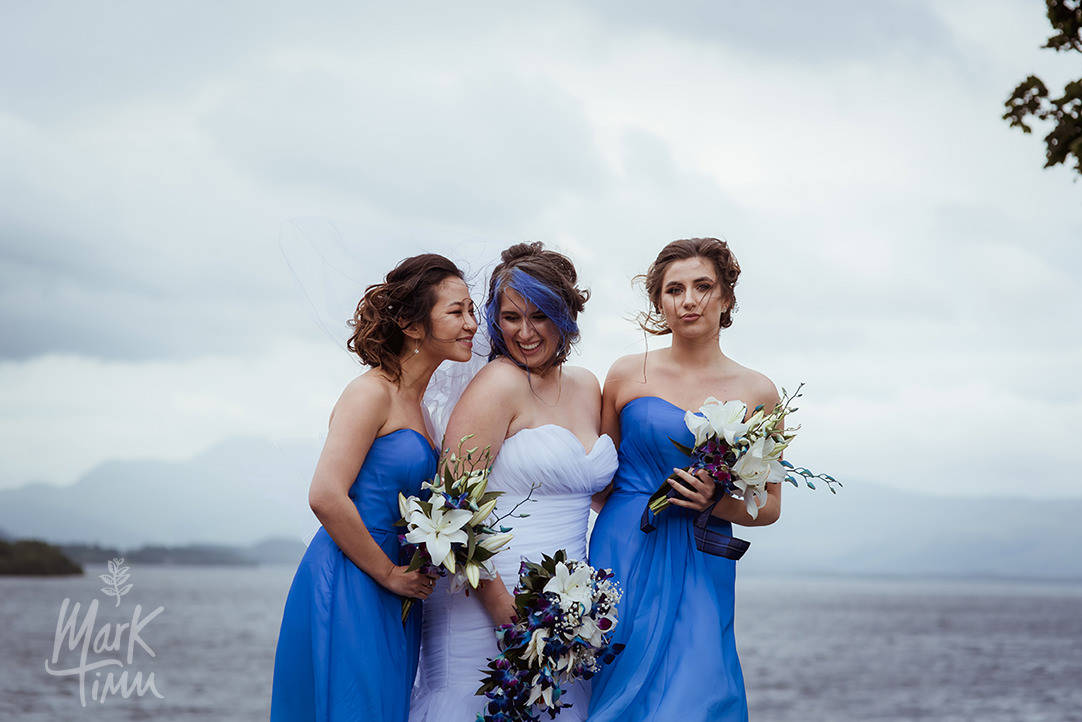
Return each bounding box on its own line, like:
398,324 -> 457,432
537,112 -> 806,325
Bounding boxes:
1,438 -> 1079,581
738,480 -> 1082,581
0,437 -> 320,548
0,539 -> 83,576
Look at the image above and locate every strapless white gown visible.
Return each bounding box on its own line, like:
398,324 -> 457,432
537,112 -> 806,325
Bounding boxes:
409,425 -> 618,722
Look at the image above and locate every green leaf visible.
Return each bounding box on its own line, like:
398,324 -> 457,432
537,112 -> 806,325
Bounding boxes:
669,438 -> 693,456
479,491 -> 504,506
404,549 -> 426,573
466,526 -> 477,560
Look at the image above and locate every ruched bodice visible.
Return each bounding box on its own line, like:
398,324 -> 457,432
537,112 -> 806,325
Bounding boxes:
349,429 -> 437,546
410,425 -> 616,722
488,425 -> 615,581
272,430 -> 437,722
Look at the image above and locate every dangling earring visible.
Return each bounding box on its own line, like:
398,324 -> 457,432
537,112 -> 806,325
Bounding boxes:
413,345 -> 420,355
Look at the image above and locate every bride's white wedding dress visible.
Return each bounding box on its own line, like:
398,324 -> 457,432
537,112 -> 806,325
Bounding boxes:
409,424 -> 617,722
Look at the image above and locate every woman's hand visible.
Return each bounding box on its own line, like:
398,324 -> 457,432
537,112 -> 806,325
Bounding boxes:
666,467 -> 717,512
477,577 -> 517,627
381,565 -> 438,599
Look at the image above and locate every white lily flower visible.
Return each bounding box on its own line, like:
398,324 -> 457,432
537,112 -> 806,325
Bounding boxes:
701,398 -> 749,445
397,492 -> 412,522
730,482 -> 769,518
468,475 -> 489,502
465,560 -> 481,588
524,628 -> 550,665
731,437 -> 786,519
468,498 -> 498,527
576,614 -> 605,648
526,681 -> 554,708
476,531 -> 513,553
403,505 -> 473,569
543,561 -> 594,614
732,438 -> 777,485
684,411 -> 715,447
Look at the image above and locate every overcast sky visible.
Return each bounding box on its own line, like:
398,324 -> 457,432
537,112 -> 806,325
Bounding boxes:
1,0 -> 1079,500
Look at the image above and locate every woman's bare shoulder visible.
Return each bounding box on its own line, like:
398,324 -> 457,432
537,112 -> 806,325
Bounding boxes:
730,363 -> 780,408
559,365 -> 603,403
331,372 -> 392,425
463,357 -> 529,396
562,364 -> 600,387
604,352 -> 651,384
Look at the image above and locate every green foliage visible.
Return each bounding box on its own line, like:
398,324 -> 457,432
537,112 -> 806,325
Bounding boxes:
1004,0 -> 1082,176
0,539 -> 83,576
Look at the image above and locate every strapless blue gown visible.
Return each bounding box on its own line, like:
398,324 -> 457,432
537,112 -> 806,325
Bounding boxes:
271,429 -> 438,722
588,397 -> 748,721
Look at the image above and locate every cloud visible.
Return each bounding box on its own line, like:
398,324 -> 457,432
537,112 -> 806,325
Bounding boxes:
0,341 -> 356,489
0,2 -> 301,124
202,62 -> 609,229
580,0 -> 955,64
0,0 -> 1080,502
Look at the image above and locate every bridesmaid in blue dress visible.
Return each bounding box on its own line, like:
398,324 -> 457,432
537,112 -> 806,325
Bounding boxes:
271,254 -> 478,722
588,238 -> 783,721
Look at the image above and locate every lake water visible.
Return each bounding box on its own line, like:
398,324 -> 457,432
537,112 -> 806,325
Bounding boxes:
2,565 -> 1080,721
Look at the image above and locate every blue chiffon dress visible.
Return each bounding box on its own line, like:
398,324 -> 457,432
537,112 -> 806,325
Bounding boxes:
588,397 -> 748,721
271,429 -> 437,722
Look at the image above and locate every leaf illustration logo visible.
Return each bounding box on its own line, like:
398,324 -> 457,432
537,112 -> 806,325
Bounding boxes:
99,557 -> 133,607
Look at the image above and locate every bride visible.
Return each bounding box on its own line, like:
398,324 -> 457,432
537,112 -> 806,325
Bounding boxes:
410,242 -> 617,721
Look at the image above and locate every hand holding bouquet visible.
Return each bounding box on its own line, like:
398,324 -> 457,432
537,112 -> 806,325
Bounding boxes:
397,437 -> 515,621
475,551 -> 624,721
648,384 -> 839,521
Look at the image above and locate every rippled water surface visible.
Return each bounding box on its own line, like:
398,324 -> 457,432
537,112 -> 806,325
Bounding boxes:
2,566 -> 1079,721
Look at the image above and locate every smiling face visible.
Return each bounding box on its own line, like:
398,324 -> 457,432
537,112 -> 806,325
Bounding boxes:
419,276 -> 477,362
658,256 -> 727,336
497,287 -> 561,371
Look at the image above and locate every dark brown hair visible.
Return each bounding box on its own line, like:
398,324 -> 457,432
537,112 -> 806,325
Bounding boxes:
347,253 -> 464,382
638,237 -> 741,335
485,242 -> 589,373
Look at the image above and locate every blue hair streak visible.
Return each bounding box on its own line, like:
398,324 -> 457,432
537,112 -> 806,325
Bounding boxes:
484,267 -> 580,366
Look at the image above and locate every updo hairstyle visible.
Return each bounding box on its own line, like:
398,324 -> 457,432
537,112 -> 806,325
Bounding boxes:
638,237 -> 741,335
348,253 -> 465,382
484,242 -> 589,372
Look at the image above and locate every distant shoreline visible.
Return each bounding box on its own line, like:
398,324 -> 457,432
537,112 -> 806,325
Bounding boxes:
60,537 -> 307,567
0,536 -> 307,575
0,539 -> 82,576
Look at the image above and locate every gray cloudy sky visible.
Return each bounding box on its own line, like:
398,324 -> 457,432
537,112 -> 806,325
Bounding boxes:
1,1 -> 1079,499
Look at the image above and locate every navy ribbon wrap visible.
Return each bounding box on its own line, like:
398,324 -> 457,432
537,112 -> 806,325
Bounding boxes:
640,493 -> 750,560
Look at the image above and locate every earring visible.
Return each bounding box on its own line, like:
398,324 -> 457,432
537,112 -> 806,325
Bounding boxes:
413,345 -> 420,355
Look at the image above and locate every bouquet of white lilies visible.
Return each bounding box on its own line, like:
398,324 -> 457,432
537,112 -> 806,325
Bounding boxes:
397,438 -> 514,621
648,384 -> 839,521
475,551 -> 624,722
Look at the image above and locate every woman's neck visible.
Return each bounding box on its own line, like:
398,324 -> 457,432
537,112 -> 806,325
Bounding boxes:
667,330 -> 727,369
394,354 -> 442,401
502,355 -> 563,406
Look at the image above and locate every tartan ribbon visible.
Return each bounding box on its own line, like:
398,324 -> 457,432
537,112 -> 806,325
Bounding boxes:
640,493 -> 750,561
